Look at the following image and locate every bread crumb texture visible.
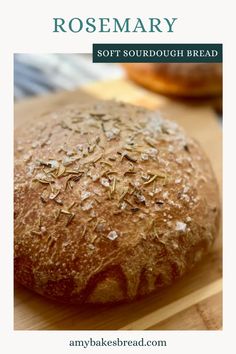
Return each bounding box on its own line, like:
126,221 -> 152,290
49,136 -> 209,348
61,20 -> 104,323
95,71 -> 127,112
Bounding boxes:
14,100 -> 220,303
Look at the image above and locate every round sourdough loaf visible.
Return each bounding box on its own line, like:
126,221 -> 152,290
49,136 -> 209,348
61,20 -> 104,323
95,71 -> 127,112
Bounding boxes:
122,63 -> 222,98
14,100 -> 219,304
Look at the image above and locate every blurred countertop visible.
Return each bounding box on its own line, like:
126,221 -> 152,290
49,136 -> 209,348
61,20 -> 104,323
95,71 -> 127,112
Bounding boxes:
14,54 -> 124,100
14,54 -> 222,121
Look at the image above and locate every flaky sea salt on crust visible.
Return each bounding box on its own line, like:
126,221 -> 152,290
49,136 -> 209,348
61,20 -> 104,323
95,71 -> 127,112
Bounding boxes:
175,221 -> 187,232
107,231 -> 118,240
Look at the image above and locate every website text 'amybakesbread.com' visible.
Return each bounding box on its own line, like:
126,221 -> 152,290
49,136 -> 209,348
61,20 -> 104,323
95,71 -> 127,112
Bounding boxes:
69,337 -> 167,349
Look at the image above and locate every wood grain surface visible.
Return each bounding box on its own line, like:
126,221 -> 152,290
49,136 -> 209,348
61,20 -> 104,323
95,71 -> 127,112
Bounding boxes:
14,79 -> 222,330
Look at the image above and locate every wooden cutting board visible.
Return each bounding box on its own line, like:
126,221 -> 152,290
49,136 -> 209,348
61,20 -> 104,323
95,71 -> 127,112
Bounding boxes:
14,79 -> 222,330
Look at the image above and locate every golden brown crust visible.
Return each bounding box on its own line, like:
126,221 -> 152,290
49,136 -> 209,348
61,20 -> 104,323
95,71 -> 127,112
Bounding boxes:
122,63 -> 222,98
14,100 -> 220,303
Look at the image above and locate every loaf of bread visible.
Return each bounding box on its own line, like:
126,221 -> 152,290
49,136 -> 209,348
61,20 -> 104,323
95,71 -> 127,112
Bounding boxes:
122,63 -> 222,97
14,100 -> 220,304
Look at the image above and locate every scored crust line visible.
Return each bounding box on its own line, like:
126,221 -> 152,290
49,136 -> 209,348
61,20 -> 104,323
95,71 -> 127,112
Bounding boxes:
119,278 -> 222,330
